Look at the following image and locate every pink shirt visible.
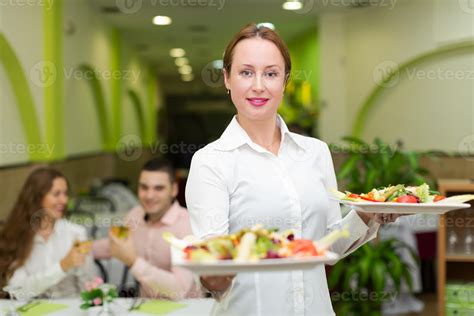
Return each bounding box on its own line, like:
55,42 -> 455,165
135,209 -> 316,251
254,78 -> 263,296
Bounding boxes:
93,201 -> 200,299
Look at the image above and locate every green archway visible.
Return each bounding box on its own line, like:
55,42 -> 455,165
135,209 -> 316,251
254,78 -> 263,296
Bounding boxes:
77,64 -> 113,150
0,33 -> 43,160
127,89 -> 147,141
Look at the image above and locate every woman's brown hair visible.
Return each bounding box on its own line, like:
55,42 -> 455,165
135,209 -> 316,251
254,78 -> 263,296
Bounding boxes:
223,23 -> 292,84
0,167 -> 67,294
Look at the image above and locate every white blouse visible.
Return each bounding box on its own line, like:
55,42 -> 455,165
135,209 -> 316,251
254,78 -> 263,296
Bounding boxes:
186,115 -> 380,316
8,219 -> 97,299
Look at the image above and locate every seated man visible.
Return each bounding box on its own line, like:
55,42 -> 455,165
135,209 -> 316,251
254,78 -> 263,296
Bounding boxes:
93,158 -> 200,299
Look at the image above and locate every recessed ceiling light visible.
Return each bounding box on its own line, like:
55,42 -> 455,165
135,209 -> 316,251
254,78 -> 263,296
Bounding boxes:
282,0 -> 302,10
169,48 -> 185,58
257,22 -> 275,30
178,65 -> 192,75
153,16 -> 172,25
182,74 -> 194,82
175,57 -> 189,67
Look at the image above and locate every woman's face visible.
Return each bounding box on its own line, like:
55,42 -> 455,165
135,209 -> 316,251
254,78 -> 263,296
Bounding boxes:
41,177 -> 68,220
224,37 -> 286,122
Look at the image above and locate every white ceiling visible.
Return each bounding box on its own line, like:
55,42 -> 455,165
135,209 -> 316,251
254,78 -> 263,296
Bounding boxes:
88,0 -> 360,94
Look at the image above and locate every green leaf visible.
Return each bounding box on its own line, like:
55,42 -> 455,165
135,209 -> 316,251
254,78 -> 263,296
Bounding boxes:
372,261 -> 386,294
328,261 -> 346,289
364,169 -> 377,193
342,136 -> 368,147
342,264 -> 360,291
358,255 -> 371,288
80,303 -> 91,309
80,292 -> 91,301
407,152 -> 419,170
337,154 -> 360,181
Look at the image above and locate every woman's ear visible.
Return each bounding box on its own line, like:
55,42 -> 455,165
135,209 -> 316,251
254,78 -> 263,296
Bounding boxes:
223,68 -> 230,90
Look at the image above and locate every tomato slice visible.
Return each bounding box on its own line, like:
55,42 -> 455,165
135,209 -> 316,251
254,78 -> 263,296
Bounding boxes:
434,195 -> 445,202
395,195 -> 418,203
289,240 -> 318,257
360,196 -> 379,202
348,193 -> 361,199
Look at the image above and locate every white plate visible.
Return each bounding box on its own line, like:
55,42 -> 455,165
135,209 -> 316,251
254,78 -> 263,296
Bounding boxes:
173,252 -> 339,275
335,199 -> 470,214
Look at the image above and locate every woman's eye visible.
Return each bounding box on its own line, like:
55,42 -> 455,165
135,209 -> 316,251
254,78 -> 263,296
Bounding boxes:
266,72 -> 278,78
240,70 -> 253,77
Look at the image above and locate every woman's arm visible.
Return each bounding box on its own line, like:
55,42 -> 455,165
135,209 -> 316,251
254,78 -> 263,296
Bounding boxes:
7,263 -> 67,298
322,143 -> 380,259
185,150 -> 235,295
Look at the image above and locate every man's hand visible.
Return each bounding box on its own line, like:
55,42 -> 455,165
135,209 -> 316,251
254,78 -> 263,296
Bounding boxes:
109,231 -> 137,267
60,245 -> 87,272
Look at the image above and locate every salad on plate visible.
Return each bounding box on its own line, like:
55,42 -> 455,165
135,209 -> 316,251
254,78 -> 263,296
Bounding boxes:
163,225 -> 349,263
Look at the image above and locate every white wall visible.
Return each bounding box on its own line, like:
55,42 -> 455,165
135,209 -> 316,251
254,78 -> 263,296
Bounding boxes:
63,0 -> 109,156
0,0 -> 157,166
319,0 -> 474,153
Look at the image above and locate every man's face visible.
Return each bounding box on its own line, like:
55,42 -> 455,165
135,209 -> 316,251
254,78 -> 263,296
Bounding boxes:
138,170 -> 177,215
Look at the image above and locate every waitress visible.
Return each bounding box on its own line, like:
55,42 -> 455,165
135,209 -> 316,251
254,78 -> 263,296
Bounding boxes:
185,23 -> 399,316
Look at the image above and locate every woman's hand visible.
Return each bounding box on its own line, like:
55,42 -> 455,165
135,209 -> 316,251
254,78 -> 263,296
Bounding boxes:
357,211 -> 405,225
60,245 -> 87,272
200,275 -> 235,297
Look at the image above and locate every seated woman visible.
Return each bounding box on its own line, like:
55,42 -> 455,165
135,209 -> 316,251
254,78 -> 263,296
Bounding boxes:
0,167 -> 96,299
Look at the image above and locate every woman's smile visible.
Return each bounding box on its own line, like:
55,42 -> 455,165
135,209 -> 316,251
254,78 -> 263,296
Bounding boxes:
247,97 -> 269,107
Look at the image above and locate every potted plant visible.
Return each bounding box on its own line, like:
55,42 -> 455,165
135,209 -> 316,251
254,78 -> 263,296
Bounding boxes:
328,239 -> 419,316
80,277 -> 118,315
327,136 -> 437,315
329,136 -> 436,193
